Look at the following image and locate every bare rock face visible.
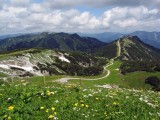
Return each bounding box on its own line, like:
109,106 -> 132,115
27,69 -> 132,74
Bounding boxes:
0,50 -> 66,77
0,49 -> 105,78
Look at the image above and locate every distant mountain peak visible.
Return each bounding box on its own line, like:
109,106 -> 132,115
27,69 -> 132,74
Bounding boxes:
118,36 -> 160,61
95,36 -> 160,61
71,33 -> 80,38
120,35 -> 138,40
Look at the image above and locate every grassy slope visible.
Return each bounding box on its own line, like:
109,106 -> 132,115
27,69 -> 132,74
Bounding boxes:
0,81 -> 159,120
120,72 -> 160,89
0,72 -> 8,77
0,49 -> 37,59
69,60 -> 160,90
69,61 -> 121,86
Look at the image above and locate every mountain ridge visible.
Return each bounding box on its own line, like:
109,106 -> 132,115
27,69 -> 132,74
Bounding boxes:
79,31 -> 160,49
0,32 -> 105,53
95,35 -> 160,61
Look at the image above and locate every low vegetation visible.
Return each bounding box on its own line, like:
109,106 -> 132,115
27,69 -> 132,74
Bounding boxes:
145,76 -> 160,91
0,81 -> 159,120
120,61 -> 160,74
53,52 -> 106,76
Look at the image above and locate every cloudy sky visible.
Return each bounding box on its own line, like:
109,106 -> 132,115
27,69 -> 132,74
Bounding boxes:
0,0 -> 160,35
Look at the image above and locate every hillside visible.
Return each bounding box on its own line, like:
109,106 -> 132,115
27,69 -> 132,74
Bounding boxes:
0,49 -> 106,77
0,32 -> 105,53
94,42 -> 118,59
119,36 -> 160,61
95,36 -> 160,61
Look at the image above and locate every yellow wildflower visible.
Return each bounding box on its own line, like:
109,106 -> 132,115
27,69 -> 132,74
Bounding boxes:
50,92 -> 55,95
74,103 -> 78,107
85,105 -> 89,108
47,90 -> 53,96
113,102 -> 117,105
8,116 -> 11,120
81,104 -> 84,107
51,107 -> 55,111
96,98 -> 99,100
54,112 -> 57,115
40,106 -> 44,110
3,115 -> 7,118
46,109 -> 49,113
48,115 -> 54,119
8,106 -> 14,111
80,100 -> 84,103
47,92 -> 51,96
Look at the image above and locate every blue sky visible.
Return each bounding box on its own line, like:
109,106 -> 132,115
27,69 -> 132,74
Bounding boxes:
0,0 -> 160,35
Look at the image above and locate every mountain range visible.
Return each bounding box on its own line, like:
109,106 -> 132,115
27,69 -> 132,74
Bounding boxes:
0,32 -> 160,62
0,32 -> 160,78
0,32 -> 104,53
79,31 -> 160,49
1,31 -> 160,49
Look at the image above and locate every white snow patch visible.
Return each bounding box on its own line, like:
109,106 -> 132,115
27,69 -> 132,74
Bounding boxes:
58,55 -> 70,63
0,64 -> 10,69
25,53 -> 31,57
0,62 -> 34,72
9,65 -> 33,71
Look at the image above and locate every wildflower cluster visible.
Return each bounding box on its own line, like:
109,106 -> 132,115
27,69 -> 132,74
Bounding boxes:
0,82 -> 159,120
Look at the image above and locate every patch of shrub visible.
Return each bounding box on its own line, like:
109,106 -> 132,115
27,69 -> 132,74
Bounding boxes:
145,76 -> 160,92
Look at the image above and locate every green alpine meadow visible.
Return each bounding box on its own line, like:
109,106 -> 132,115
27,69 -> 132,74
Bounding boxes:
0,81 -> 160,120
0,0 -> 160,119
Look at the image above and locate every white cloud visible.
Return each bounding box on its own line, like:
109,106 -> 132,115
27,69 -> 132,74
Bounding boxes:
0,2 -> 159,35
113,18 -> 137,28
42,0 -> 160,10
42,11 -> 63,25
43,0 -> 82,9
72,12 -> 90,25
9,0 -> 30,7
101,6 -> 160,30
0,0 -> 5,9
29,3 -> 48,13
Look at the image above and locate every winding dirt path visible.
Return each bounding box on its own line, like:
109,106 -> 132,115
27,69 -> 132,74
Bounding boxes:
117,40 -> 121,57
55,60 -> 114,83
55,40 -> 120,84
